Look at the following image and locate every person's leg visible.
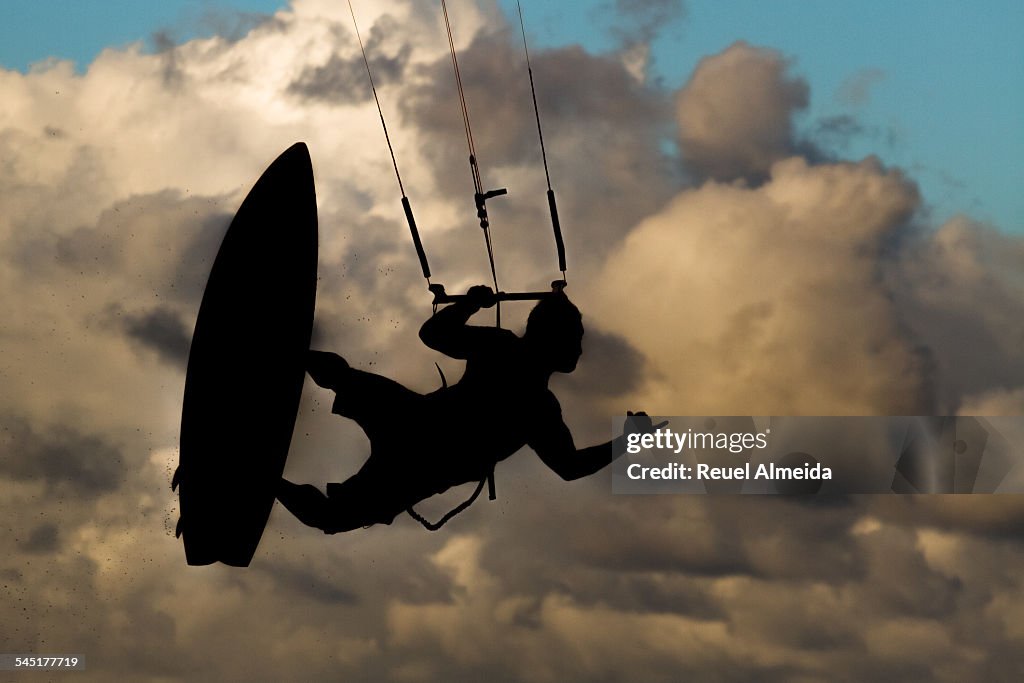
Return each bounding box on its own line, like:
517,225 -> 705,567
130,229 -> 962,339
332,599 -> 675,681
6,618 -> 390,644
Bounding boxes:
307,350 -> 350,390
308,350 -> 419,443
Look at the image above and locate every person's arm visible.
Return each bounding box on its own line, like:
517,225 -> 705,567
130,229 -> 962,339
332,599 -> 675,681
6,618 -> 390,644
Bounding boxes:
533,427 -> 628,481
419,285 -> 496,359
530,399 -> 658,481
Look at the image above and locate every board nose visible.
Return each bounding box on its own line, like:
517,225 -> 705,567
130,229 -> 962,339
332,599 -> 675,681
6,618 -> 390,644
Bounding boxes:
281,141 -> 310,166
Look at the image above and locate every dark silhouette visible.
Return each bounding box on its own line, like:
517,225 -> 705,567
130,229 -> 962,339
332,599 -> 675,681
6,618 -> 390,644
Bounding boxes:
277,285 -> 653,533
176,142 -> 318,566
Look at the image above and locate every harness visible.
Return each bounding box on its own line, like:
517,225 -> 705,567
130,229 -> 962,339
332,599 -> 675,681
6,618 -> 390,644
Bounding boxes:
406,473 -> 496,531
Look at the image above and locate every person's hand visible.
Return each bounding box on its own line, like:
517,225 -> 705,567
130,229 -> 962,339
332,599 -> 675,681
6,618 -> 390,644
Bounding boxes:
466,284 -> 497,309
625,411 -> 668,436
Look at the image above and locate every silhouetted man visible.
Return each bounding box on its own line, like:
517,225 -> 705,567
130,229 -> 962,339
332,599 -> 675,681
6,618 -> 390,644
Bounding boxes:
277,285 -> 654,533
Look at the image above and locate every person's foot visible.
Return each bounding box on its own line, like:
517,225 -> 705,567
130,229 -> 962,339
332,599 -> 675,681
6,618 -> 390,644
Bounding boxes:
276,478 -> 323,519
276,478 -> 367,535
307,350 -> 349,389
276,477 -> 298,499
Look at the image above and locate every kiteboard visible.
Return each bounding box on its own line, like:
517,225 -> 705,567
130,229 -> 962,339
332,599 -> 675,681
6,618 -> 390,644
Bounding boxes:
175,142 -> 318,566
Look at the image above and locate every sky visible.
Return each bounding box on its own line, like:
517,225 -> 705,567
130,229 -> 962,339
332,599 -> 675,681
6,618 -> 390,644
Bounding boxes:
2,0 -> 1024,680
3,0 -> 1023,232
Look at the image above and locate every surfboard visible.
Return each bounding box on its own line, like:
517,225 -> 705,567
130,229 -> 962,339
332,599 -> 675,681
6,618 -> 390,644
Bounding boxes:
176,142 -> 318,566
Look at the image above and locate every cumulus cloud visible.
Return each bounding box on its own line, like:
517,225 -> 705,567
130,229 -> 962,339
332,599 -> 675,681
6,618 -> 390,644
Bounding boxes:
590,155 -> 930,415
289,14 -> 411,104
2,0 -> 1024,681
399,30 -> 677,288
0,415 -> 124,498
891,215 -> 1024,410
675,41 -> 813,183
116,305 -> 193,368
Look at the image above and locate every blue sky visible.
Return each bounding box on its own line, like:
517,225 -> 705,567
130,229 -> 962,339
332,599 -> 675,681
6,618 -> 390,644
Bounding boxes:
3,0 -> 1021,232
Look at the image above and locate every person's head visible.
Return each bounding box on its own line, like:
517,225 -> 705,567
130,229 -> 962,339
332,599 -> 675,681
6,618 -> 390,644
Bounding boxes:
524,293 -> 584,373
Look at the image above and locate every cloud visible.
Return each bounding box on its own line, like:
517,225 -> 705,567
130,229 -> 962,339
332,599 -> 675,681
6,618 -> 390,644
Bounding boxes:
399,31 -> 677,285
1,0 -> 1024,681
18,522 -> 60,554
382,523 -> 1024,682
289,15 -> 411,104
151,30 -> 185,87
605,0 -> 686,48
116,305 -> 192,368
890,215 -> 1024,410
590,155 -> 930,415
0,415 -> 124,498
960,387 -> 1024,415
675,42 -> 812,183
256,559 -> 359,604
561,327 -> 645,400
837,67 -> 886,107
812,113 -> 865,151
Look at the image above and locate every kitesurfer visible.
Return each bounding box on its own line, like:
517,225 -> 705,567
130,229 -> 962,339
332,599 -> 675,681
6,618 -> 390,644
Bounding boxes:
276,284 -> 656,533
